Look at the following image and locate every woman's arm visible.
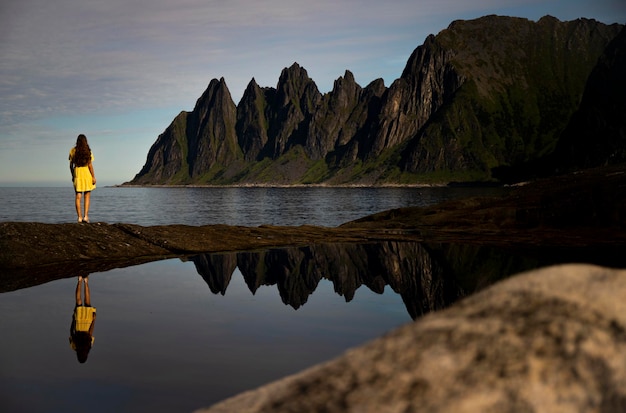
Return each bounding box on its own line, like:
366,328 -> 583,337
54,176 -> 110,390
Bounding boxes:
88,161 -> 96,185
88,313 -> 96,335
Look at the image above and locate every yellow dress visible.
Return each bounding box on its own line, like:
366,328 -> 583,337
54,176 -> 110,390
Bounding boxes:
70,306 -> 96,350
73,306 -> 97,333
69,148 -> 96,192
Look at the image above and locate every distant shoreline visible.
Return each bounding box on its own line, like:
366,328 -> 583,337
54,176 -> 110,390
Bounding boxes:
113,182 -> 498,189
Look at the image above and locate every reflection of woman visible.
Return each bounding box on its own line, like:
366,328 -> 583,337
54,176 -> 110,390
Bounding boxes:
69,134 -> 96,223
69,276 -> 96,363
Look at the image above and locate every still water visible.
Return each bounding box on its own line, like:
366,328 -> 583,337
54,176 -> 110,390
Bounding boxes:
1,249 -> 418,412
1,186 -> 511,412
0,186 -> 507,227
5,238 -> 617,413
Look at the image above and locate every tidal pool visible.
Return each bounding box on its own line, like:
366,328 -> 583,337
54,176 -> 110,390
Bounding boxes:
0,245 -> 414,413
3,239 -> 619,413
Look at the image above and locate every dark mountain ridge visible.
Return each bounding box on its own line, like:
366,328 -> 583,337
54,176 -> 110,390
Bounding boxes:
127,15 -> 623,186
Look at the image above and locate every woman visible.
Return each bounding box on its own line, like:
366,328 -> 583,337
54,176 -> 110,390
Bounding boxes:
69,134 -> 97,223
69,275 -> 96,363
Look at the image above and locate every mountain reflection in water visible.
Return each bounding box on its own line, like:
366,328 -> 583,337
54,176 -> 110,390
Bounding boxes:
2,240 -> 621,412
186,241 -> 558,320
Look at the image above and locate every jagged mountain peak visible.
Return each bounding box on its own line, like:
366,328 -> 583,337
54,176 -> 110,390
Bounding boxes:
193,77 -> 234,113
246,77 -> 259,88
342,69 -> 355,83
281,62 -> 307,76
277,62 -> 312,91
331,70 -> 358,92
274,62 -> 320,107
241,77 -> 263,101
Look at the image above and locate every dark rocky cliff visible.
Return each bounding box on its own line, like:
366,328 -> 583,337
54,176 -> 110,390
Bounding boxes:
552,25 -> 626,170
400,16 -> 623,178
128,16 -> 622,186
186,78 -> 241,179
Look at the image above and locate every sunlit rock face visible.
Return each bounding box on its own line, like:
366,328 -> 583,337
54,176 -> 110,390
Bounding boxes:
197,264 -> 626,413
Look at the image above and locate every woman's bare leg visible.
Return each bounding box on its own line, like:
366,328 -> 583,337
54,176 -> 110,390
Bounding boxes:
75,192 -> 83,222
84,192 -> 91,222
75,276 -> 83,305
83,277 -> 91,306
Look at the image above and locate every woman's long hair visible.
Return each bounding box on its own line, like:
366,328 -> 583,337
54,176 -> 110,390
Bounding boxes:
73,134 -> 91,167
71,331 -> 93,363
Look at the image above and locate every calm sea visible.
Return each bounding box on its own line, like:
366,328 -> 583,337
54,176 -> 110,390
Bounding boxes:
0,185 -> 507,227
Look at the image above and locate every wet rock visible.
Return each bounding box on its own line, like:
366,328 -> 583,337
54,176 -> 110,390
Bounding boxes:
0,222 -> 170,268
196,264 -> 626,413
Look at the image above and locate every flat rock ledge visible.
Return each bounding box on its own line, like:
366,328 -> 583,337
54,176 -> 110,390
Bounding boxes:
0,221 -> 386,291
196,264 -> 626,413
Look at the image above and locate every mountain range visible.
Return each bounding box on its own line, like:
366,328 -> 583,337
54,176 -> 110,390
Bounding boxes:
126,15 -> 625,186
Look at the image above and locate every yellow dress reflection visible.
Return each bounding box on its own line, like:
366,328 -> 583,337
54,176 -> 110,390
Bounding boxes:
69,275 -> 96,363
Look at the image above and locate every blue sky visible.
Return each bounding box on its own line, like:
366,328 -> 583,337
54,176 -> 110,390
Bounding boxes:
1,0 -> 624,186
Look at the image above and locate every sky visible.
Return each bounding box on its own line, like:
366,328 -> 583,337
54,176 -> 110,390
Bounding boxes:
1,0 -> 624,186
